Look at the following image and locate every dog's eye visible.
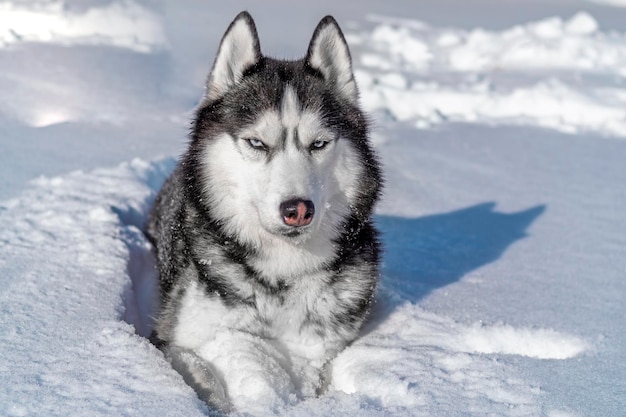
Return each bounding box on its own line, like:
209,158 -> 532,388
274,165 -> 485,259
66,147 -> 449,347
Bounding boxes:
310,140 -> 329,151
245,138 -> 267,150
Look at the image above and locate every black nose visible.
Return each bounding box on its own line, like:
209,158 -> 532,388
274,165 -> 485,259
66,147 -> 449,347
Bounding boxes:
280,199 -> 315,227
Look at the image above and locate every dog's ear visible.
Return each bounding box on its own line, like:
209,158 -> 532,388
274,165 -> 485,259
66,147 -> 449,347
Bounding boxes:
305,16 -> 358,104
205,11 -> 261,102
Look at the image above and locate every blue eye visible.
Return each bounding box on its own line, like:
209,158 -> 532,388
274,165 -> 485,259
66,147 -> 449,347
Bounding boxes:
246,138 -> 267,150
311,140 -> 329,150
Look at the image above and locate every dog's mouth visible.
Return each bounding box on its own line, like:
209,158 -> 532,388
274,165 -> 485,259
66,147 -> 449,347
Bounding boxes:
272,225 -> 312,239
262,221 -> 318,242
281,228 -> 307,238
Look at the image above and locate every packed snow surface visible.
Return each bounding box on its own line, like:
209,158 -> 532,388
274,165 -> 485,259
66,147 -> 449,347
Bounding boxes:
1,1 -> 625,416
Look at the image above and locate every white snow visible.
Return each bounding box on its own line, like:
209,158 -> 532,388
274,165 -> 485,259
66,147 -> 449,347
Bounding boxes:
0,1 -> 166,52
352,12 -> 626,136
586,0 -> 626,7
1,1 -> 625,416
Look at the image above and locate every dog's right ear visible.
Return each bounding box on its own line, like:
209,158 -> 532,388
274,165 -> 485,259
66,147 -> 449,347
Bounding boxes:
204,11 -> 261,102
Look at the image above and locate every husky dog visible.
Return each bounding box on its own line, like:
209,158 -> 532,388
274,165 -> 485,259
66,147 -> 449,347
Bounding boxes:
147,11 -> 382,412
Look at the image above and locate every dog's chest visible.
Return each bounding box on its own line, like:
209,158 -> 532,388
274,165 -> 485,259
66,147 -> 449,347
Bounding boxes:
174,270 -> 340,354
255,273 -> 332,328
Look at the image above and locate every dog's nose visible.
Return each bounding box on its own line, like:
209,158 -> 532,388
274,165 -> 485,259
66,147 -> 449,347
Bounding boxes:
280,199 -> 315,227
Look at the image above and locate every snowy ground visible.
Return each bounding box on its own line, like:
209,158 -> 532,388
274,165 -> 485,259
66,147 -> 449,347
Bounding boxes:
1,1 -> 625,416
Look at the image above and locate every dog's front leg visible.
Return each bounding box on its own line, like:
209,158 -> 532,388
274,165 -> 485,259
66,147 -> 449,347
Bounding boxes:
165,345 -> 231,414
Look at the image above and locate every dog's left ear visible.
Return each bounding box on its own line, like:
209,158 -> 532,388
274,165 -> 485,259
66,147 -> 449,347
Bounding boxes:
205,11 -> 261,102
305,16 -> 359,104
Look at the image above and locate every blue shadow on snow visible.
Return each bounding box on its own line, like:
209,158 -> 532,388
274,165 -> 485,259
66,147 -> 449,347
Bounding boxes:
375,202 -> 546,303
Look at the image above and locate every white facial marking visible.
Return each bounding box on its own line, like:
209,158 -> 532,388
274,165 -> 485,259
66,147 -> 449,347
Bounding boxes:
281,86 -> 301,130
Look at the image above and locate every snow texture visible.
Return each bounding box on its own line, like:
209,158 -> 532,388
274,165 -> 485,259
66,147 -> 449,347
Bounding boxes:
586,0 -> 626,7
0,1 -> 166,52
1,1 -> 625,416
351,12 -> 626,136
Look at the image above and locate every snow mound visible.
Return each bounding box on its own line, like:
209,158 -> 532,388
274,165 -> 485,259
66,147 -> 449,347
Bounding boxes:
354,12 -> 622,75
349,12 -> 626,137
459,323 -> 589,359
0,158 -> 206,417
0,1 -> 167,53
332,302 -> 587,414
0,0 -> 175,129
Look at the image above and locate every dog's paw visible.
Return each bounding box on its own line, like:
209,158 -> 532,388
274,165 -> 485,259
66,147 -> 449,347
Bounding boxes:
197,330 -> 298,413
165,346 -> 231,413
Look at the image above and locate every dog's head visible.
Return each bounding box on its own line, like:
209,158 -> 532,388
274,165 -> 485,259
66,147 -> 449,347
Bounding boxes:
187,12 -> 381,247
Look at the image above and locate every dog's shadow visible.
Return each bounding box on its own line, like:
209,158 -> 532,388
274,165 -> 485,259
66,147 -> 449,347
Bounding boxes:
364,203 -> 546,331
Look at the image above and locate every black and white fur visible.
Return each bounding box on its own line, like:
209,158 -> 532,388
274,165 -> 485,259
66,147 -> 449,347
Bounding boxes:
147,11 -> 382,412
